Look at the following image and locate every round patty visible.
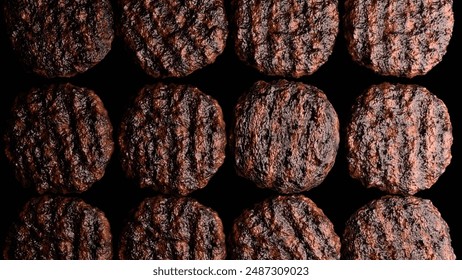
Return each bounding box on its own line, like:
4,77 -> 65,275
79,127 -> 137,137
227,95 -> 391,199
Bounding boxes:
3,0 -> 114,78
4,83 -> 114,194
118,196 -> 226,260
342,195 -> 455,260
229,195 -> 341,260
231,80 -> 339,194
347,83 -> 452,195
118,0 -> 228,78
233,0 -> 339,77
3,195 -> 113,260
118,83 -> 226,196
344,0 -> 454,78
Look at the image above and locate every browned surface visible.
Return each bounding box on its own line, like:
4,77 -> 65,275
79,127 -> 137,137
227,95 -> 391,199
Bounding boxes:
3,0 -> 114,78
3,196 -> 112,260
118,0 -> 228,78
233,0 -> 339,77
231,80 -> 339,194
347,83 -> 452,195
229,195 -> 340,260
342,195 -> 455,260
344,0 -> 454,78
118,196 -> 226,260
118,83 -> 226,196
4,83 -> 114,194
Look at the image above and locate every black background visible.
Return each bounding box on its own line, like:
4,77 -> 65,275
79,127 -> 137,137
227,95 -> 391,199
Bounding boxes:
0,0 -> 460,259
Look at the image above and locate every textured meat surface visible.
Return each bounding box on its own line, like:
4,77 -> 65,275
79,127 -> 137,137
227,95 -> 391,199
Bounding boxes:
118,0 -> 228,78
347,83 -> 452,195
3,196 -> 113,260
344,0 -> 454,78
4,84 -> 114,194
233,0 -> 339,77
342,195 -> 455,260
118,196 -> 226,260
231,80 -> 339,194
118,83 -> 226,196
3,0 -> 114,78
229,195 -> 341,260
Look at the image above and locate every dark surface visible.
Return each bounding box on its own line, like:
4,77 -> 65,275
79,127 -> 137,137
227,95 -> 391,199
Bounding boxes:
344,0 -> 454,78
3,195 -> 112,260
118,0 -> 228,78
229,195 -> 341,259
342,195 -> 455,260
233,0 -> 339,78
231,80 -> 339,194
347,83 -> 452,195
0,0 -> 460,259
4,83 -> 114,194
118,196 -> 226,260
118,83 -> 226,196
3,0 -> 114,78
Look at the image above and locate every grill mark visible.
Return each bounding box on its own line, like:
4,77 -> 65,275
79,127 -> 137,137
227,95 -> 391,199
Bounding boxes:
58,88 -> 83,192
401,88 -> 419,194
302,89 -> 316,187
282,0 -> 294,78
422,92 -> 436,187
284,199 -> 317,259
53,89 -> 76,191
391,200 -> 409,259
408,89 -> 424,192
190,207 -> 204,259
155,1 -> 189,74
364,203 -> 381,259
87,91 -> 109,170
373,87 -> 387,187
258,199 -> 290,259
282,87 -> 301,191
421,0 -> 432,73
402,0 -> 412,73
41,88 -> 65,192
306,0 -> 323,74
205,211 -> 219,259
70,90 -> 91,169
239,210 -> 260,259
81,0 -> 93,65
293,0 -> 308,73
150,198 -> 168,259
188,93 -> 200,184
155,87 -> 172,191
421,210 -> 440,259
270,85 -> 288,191
185,0 -> 209,67
143,2 -> 173,76
147,88 -> 162,189
60,0 -> 73,71
168,87 -> 185,192
247,205 -> 273,259
262,85 -> 277,187
386,87 -> 402,191
128,2 -> 167,76
204,98 -> 217,178
265,199 -> 298,259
